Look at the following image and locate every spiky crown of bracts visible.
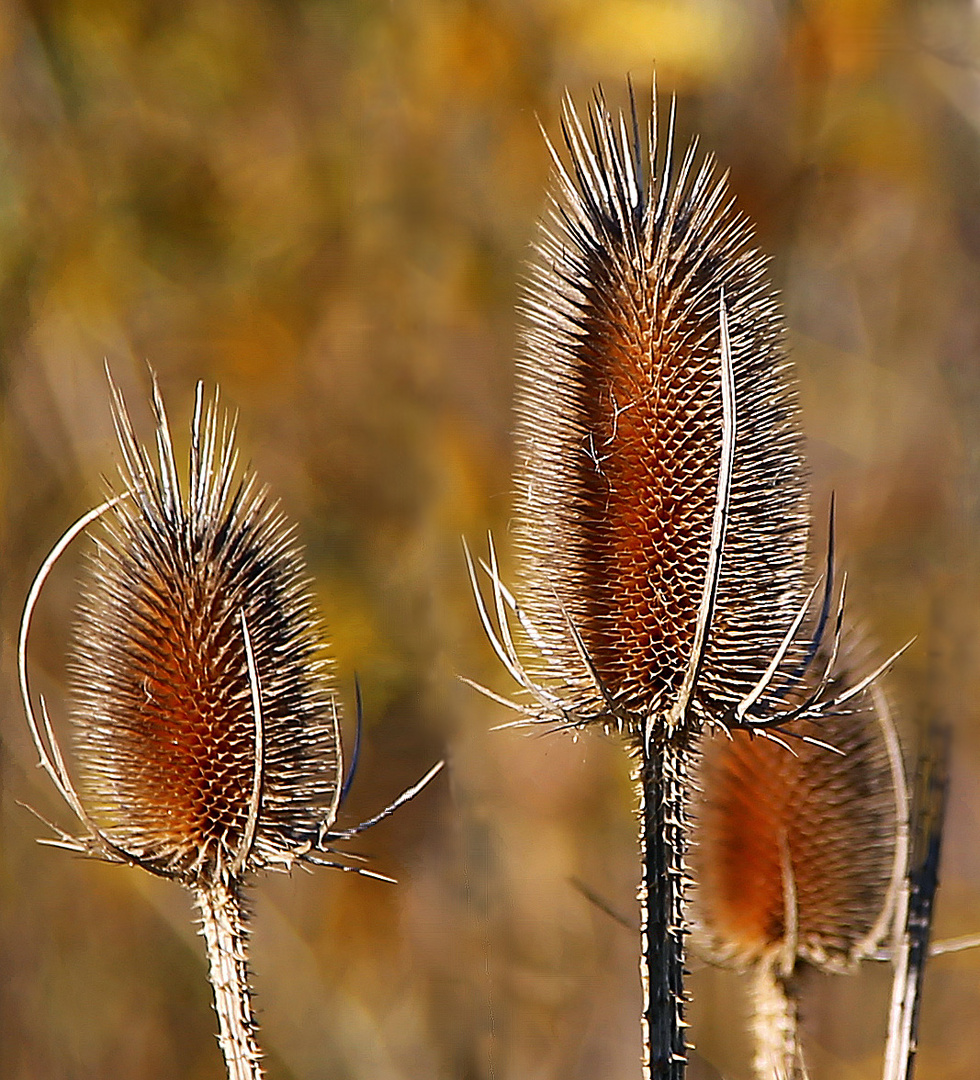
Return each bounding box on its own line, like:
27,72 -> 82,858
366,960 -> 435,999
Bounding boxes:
68,379 -> 342,886
513,87 -> 811,741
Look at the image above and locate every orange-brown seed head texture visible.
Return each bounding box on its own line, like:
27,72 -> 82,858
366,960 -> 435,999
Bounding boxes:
515,93 -> 811,737
69,387 -> 340,885
692,688 -> 900,970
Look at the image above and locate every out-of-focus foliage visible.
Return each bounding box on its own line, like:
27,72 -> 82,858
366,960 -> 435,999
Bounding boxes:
1,1 -> 978,1078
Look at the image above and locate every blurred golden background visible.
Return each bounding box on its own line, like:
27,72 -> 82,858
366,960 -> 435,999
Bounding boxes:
1,1 -> 979,1077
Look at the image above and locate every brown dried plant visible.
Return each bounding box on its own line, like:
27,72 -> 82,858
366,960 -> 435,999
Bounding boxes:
690,658 -> 908,1079
18,373 -> 442,1080
466,84 -> 908,1079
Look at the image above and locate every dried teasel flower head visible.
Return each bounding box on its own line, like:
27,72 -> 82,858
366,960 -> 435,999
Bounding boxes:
691,677 -> 906,973
464,83 -> 910,1080
467,84 -> 859,749
518,83 -> 819,745
65,374 -> 345,885
689,645 -> 908,1078
19,372 -> 443,1080
19,372 -> 443,878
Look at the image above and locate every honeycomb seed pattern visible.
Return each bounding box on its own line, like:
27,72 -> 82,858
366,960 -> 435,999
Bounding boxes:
514,90 -> 811,738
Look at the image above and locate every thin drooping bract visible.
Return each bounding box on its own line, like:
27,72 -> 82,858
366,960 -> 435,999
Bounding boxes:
19,375 -> 441,1080
466,85 -> 904,1078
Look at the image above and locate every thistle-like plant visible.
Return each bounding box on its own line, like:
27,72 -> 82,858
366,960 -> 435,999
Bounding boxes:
18,373 -> 442,1080
690,657 -> 908,1079
466,84 -> 907,1079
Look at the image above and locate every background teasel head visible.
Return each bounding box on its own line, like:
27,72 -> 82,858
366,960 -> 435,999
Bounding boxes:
689,645 -> 908,1078
691,675 -> 906,974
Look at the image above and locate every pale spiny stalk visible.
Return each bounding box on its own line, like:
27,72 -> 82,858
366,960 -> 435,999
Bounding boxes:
18,371 -> 442,1080
196,881 -> 263,1080
749,961 -> 806,1080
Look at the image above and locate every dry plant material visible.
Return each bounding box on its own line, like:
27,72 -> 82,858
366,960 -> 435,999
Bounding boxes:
19,374 -> 442,1080
691,668 -> 908,1080
883,724 -> 949,1080
466,85 -> 907,1079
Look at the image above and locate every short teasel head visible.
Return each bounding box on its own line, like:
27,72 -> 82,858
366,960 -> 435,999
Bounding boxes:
65,375 -> 342,886
19,373 -> 444,1080
690,663 -> 907,974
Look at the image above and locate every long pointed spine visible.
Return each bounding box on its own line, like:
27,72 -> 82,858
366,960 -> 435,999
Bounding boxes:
196,881 -> 263,1080
639,741 -> 689,1078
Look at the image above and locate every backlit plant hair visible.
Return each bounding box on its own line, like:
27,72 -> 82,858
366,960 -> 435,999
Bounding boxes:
466,83 -> 907,1079
19,373 -> 442,1080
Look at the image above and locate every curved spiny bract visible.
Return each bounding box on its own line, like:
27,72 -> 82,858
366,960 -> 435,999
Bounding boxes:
513,87 -> 810,740
68,378 -> 342,886
883,724 -> 948,1080
689,652 -> 908,1080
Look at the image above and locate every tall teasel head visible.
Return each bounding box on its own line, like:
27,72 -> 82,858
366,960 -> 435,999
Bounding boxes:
465,84 -> 909,1079
469,84 -> 833,748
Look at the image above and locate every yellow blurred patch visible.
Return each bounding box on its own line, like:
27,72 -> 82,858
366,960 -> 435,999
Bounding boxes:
559,0 -> 750,81
209,301 -> 299,384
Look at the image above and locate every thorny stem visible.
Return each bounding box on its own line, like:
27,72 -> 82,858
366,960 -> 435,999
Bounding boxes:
639,740 -> 689,1080
196,881 -> 263,1080
750,961 -> 806,1080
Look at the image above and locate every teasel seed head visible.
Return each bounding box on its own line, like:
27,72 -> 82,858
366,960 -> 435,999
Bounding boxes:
467,87 -> 911,747
60,375 -> 342,886
690,666 -> 907,974
689,647 -> 908,1079
20,373 -> 444,1080
22,371 -> 442,886
463,82 -> 913,1080
509,84 -> 812,745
